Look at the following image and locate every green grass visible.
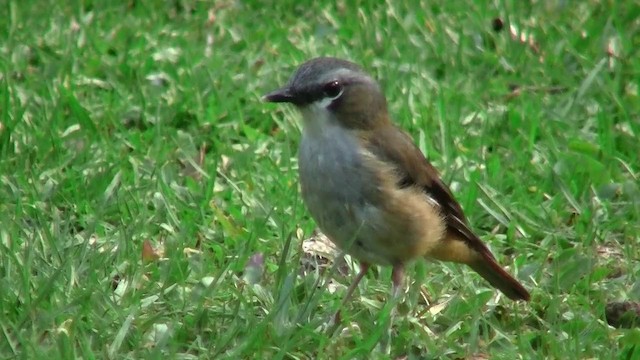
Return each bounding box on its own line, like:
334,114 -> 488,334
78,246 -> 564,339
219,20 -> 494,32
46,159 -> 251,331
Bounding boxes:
1,0 -> 639,358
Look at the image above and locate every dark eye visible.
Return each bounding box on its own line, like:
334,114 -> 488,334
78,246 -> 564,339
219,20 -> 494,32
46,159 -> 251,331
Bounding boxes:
322,81 -> 343,98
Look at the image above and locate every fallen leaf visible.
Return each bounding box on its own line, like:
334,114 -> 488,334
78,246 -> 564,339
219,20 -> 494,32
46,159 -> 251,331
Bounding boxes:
142,240 -> 161,262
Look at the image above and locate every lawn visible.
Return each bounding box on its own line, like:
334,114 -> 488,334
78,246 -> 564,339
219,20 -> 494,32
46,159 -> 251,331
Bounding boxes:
1,0 -> 639,358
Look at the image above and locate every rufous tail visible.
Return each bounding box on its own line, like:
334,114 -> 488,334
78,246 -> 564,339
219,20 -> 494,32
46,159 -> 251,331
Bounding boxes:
468,254 -> 530,301
428,235 -> 530,301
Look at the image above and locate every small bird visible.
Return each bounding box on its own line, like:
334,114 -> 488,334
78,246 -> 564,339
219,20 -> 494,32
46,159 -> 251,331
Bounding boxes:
264,57 -> 530,315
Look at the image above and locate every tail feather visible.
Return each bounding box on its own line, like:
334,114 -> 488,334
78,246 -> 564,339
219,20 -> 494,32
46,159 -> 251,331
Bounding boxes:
468,254 -> 530,301
428,234 -> 530,301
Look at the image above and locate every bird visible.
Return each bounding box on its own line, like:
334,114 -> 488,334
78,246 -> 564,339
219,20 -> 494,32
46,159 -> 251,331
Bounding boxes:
264,57 -> 530,318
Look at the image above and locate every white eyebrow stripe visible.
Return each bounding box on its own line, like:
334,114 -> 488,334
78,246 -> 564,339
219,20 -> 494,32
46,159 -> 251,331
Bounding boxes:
320,68 -> 374,86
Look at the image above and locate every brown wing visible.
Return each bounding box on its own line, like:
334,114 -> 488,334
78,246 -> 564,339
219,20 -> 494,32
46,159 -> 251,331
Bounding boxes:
364,124 -> 530,301
365,124 -> 480,249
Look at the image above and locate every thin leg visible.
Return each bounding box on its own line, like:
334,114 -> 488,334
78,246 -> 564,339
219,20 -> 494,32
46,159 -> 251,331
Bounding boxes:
391,264 -> 405,300
380,263 -> 406,354
332,262 -> 370,326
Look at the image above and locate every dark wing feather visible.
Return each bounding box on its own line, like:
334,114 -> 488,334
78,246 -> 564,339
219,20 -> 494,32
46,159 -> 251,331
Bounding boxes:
365,125 -> 488,255
364,124 -> 530,301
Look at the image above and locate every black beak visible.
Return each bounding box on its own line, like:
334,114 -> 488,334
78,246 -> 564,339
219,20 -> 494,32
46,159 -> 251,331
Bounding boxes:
263,87 -> 296,103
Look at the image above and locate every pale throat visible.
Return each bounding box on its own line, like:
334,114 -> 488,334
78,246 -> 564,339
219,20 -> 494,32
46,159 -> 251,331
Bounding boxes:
299,100 -> 343,138
297,99 -> 363,171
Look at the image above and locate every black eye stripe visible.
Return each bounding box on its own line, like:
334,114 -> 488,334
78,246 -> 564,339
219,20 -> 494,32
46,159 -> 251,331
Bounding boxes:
291,79 -> 351,105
